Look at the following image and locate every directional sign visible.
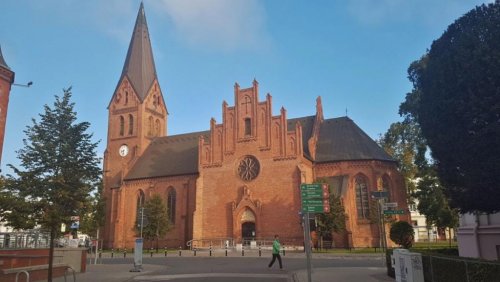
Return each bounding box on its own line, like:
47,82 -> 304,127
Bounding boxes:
302,205 -> 330,213
371,191 -> 388,199
384,202 -> 398,208
300,183 -> 330,213
383,210 -> 405,215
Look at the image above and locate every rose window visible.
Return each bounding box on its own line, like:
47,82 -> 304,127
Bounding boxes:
237,156 -> 260,182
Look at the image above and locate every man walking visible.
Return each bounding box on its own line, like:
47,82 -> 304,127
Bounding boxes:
268,234 -> 283,269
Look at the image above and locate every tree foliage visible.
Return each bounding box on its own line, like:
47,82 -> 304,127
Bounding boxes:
136,194 -> 170,249
389,221 -> 414,249
3,88 -> 101,281
79,180 -> 106,238
314,178 -> 347,239
402,3 -> 500,213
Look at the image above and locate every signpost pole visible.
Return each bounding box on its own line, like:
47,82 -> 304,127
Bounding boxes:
304,212 -> 312,282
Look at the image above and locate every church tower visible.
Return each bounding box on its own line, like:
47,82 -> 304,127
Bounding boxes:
103,3 -> 167,246
0,46 -> 15,167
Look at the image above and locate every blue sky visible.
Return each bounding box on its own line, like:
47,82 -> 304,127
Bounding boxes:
0,0 -> 491,174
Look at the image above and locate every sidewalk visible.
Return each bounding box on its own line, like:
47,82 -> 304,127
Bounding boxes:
291,267 -> 393,282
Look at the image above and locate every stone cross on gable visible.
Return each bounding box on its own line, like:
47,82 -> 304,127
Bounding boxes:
242,96 -> 252,114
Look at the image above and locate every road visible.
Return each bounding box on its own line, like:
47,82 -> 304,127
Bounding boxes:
98,255 -> 386,282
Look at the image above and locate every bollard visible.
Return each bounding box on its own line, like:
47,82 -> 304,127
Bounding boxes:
124,248 -> 127,258
282,243 -> 286,256
194,248 -> 197,256
259,243 -> 262,257
242,245 -> 245,257
99,249 -> 102,259
225,244 -> 228,257
164,247 -> 168,257
150,248 -> 153,257
209,244 -> 212,257
111,248 -> 114,258
179,246 -> 182,256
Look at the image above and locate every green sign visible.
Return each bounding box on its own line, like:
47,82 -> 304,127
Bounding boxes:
302,205 -> 328,213
300,183 -> 323,191
301,199 -> 326,205
383,210 -> 405,215
301,190 -> 324,198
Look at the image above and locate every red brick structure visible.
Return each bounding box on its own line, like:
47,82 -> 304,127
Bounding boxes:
103,4 -> 409,250
0,46 -> 15,167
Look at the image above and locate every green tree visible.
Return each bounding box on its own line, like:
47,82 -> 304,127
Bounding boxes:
389,221 -> 414,249
314,178 -> 347,245
79,180 -> 106,239
402,3 -> 500,213
3,88 -> 101,281
137,194 -> 170,250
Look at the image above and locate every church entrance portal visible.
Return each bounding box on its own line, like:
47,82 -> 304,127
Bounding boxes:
242,222 -> 256,244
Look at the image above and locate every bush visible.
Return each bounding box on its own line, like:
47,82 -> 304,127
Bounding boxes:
389,221 -> 414,249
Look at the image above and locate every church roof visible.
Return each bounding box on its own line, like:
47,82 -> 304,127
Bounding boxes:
115,2 -> 157,103
125,116 -> 394,181
125,131 -> 208,181
0,45 -> 11,70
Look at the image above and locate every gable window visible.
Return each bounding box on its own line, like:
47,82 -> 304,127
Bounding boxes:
155,119 -> 160,136
167,187 -> 176,224
244,118 -> 251,136
355,175 -> 370,219
148,116 -> 153,136
128,114 -> 134,135
125,91 -> 129,105
119,116 -> 125,136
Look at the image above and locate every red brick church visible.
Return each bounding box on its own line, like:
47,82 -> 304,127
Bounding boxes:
102,3 -> 409,250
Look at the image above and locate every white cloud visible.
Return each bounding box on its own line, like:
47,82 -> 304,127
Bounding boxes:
151,0 -> 270,51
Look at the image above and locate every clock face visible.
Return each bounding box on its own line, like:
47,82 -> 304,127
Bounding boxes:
119,145 -> 129,157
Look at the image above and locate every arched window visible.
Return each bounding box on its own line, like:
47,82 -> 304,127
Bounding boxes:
119,116 -> 125,136
136,190 -> 145,232
155,119 -> 160,136
125,91 -> 129,104
167,187 -> 176,224
148,116 -> 153,136
128,114 -> 134,135
355,175 -> 370,219
244,118 -> 251,136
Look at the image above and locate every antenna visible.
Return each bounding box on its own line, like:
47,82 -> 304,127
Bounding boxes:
345,107 -> 348,117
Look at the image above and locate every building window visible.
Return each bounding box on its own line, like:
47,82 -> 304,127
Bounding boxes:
355,175 -> 370,219
128,114 -> 134,135
119,116 -> 125,136
125,91 -> 129,105
136,190 -> 145,232
244,118 -> 251,136
148,116 -> 153,136
167,187 -> 176,224
155,119 -> 160,136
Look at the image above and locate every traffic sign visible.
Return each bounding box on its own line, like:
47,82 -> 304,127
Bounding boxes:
383,210 -> 405,215
300,183 -> 330,213
384,202 -> 398,208
371,191 -> 388,199
301,190 -> 326,198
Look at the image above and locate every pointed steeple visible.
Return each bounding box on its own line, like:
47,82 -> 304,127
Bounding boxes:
0,45 -> 11,70
119,2 -> 158,102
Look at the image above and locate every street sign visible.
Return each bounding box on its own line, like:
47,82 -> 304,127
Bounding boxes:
384,202 -> 398,208
383,210 -> 405,215
302,205 -> 330,213
371,191 -> 388,199
300,183 -> 330,213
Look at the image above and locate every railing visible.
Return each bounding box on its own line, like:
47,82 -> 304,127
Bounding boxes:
186,238 -> 235,250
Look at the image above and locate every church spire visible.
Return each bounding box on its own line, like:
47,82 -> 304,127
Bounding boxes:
119,2 -> 158,102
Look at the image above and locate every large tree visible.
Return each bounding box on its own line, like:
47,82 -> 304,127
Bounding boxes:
402,3 -> 500,213
4,88 -> 101,281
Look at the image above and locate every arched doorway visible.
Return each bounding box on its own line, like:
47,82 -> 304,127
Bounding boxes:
242,222 -> 256,243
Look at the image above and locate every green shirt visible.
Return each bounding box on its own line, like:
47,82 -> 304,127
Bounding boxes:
272,239 -> 281,254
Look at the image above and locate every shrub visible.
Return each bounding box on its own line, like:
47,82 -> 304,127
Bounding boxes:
389,221 -> 414,249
